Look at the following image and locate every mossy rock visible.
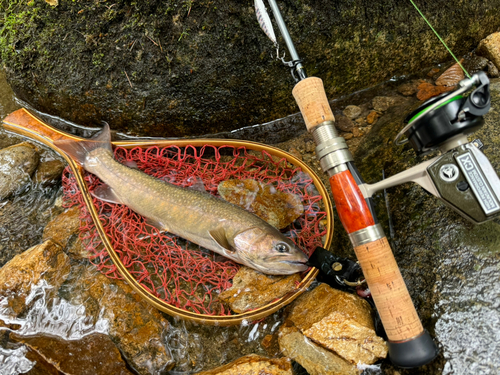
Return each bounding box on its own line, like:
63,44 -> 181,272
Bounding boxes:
1,0 -> 500,137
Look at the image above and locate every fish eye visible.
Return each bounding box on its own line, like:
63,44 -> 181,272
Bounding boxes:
275,243 -> 289,253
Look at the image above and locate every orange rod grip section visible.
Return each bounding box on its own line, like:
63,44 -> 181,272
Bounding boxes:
292,77 -> 335,131
354,237 -> 424,342
329,170 -> 375,234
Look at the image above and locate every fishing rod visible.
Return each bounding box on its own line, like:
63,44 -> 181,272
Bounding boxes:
254,0 -> 500,368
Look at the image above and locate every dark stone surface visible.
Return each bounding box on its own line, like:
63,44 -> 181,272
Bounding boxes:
1,0 -> 500,137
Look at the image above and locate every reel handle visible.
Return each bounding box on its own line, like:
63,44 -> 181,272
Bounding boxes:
293,77 -> 438,368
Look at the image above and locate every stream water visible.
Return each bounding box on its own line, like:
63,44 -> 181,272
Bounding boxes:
1,66 -> 500,375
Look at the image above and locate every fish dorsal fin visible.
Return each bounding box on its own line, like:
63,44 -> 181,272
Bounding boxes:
209,228 -> 236,253
91,184 -> 123,204
54,123 -> 112,165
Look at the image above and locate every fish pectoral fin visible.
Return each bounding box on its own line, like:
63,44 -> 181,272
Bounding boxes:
145,217 -> 168,232
92,184 -> 123,204
209,228 -> 236,253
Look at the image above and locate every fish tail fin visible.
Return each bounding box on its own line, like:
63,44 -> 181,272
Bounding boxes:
54,123 -> 112,165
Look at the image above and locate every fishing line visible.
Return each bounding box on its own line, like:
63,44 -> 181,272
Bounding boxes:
409,0 -> 471,79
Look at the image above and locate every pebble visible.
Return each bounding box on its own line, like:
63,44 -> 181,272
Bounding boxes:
344,133 -> 354,140
343,105 -> 362,119
335,115 -> 355,132
352,128 -> 361,138
372,96 -> 397,112
366,111 -> 379,125
397,80 -> 423,96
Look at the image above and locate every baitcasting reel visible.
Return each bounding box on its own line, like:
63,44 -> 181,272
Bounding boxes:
360,71 -> 500,224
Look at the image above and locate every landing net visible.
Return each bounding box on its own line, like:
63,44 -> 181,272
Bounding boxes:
62,144 -> 327,316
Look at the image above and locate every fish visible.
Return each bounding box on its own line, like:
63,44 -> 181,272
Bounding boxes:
54,125 -> 309,275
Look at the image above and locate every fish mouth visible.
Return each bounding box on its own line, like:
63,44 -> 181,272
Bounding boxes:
282,260 -> 309,269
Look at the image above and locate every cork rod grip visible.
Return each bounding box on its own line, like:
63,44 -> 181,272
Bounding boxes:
292,77 -> 335,131
355,238 -> 424,342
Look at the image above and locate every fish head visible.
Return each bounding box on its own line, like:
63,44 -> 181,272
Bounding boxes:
233,227 -> 309,275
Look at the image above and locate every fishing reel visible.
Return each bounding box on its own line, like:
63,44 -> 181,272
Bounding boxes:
360,71 -> 500,224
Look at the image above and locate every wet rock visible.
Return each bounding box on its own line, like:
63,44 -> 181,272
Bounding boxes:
397,80 -> 423,96
279,325 -> 359,375
42,206 -> 80,249
416,82 -> 454,101
366,111 -> 379,125
372,96 -> 398,112
66,264 -> 175,374
194,354 -> 293,375
336,115 -> 355,132
218,267 -> 301,313
4,1 -> 500,137
285,283 -> 387,365
435,62 -> 465,87
343,133 -> 354,140
10,332 -> 134,375
343,105 -> 362,120
34,159 -> 66,185
488,60 -> 500,78
0,240 -> 70,317
218,179 -> 303,230
0,142 -> 39,200
477,32 -> 500,70
463,54 -> 489,74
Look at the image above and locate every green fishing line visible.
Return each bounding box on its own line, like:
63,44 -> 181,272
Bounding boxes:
409,0 -> 471,79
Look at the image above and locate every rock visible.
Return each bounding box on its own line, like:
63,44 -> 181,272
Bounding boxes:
279,325 -> 359,375
372,96 -> 398,112
343,133 -> 354,140
335,115 -> 355,132
416,82 -> 454,101
477,32 -> 500,70
218,267 -> 302,313
0,240 -> 70,317
10,333 -> 134,375
343,105 -> 362,119
217,179 -> 303,229
435,62 -> 465,87
463,55 -> 489,74
194,354 -> 293,375
286,283 -> 387,365
488,61 -> 500,78
42,206 -> 81,249
0,142 -> 39,200
66,264 -> 175,374
34,159 -> 66,185
366,111 -> 379,125
352,127 -> 361,138
397,80 -> 423,96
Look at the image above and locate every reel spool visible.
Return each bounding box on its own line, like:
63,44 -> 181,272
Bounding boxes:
395,72 -> 491,156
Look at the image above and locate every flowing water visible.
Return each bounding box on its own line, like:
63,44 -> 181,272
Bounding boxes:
1,66 -> 500,374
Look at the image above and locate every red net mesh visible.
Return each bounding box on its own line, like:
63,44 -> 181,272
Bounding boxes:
62,144 -> 328,315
